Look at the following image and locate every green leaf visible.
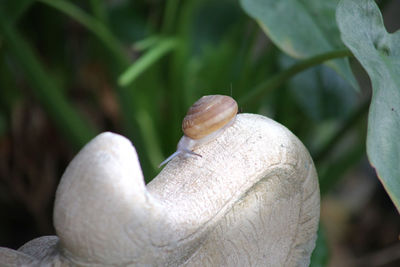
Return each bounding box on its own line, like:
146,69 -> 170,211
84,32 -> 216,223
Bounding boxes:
118,38 -> 178,87
240,0 -> 358,90
337,0 -> 400,213
0,9 -> 97,149
310,224 -> 329,267
37,0 -> 126,66
0,0 -> 34,24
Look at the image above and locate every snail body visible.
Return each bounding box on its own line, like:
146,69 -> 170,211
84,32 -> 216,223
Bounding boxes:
159,95 -> 238,167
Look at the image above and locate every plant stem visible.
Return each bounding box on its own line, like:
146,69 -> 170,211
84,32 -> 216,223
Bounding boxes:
0,14 -> 97,148
162,0 -> 180,34
119,38 -> 178,87
36,0 -> 165,173
133,35 -> 162,51
37,0 -> 126,66
89,0 -> 109,26
319,142 -> 366,195
238,49 -> 354,105
314,97 -> 370,163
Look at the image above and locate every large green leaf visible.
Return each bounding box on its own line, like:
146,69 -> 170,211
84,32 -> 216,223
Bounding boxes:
240,0 -> 358,90
337,0 -> 400,213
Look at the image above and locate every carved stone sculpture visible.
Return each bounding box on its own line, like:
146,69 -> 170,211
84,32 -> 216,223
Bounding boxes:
0,114 -> 320,266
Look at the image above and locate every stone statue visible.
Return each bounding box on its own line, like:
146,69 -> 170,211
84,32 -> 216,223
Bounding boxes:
0,114 -> 320,266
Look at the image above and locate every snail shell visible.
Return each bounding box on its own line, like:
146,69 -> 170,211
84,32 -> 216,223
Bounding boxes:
159,95 -> 238,167
183,95 -> 238,139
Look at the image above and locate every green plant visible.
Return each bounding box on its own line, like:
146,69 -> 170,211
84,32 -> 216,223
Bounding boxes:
0,0 -> 399,264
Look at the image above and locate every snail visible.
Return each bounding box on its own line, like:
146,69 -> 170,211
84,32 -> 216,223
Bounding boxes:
159,95 -> 238,167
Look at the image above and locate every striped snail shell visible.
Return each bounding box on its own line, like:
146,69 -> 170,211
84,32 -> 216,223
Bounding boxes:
159,95 -> 238,167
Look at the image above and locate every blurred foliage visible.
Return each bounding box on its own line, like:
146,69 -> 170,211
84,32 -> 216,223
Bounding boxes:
310,225 -> 329,267
0,0 -> 399,264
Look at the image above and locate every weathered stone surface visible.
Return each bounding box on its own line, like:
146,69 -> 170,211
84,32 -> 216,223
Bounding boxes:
0,114 -> 320,266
